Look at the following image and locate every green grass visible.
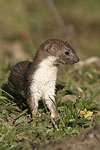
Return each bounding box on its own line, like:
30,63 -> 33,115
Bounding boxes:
0,63 -> 100,150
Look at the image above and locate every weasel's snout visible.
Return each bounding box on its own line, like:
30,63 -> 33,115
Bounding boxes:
69,51 -> 80,64
74,56 -> 80,63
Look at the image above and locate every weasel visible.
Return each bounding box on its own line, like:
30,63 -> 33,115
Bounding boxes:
8,39 -> 79,118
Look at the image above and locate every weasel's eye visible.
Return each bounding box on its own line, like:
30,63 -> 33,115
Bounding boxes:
65,51 -> 69,55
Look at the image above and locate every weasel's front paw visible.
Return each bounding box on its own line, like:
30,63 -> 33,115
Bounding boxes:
51,111 -> 58,118
31,108 -> 38,117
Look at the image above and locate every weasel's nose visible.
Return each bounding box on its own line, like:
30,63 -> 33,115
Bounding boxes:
74,56 -> 80,63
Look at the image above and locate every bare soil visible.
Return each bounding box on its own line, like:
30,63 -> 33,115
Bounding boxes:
15,122 -> 100,150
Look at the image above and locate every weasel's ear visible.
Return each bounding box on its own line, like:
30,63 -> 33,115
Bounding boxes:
44,42 -> 51,51
45,42 -> 55,53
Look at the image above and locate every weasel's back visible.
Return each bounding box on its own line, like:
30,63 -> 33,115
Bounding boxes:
8,61 -> 32,91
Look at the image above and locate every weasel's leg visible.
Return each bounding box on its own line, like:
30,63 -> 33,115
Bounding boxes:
27,93 -> 40,117
45,96 -> 57,118
27,98 -> 38,116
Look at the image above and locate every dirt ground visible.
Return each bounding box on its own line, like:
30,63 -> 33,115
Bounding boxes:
15,122 -> 100,150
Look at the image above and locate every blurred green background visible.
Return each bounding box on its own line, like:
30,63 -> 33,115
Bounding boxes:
0,0 -> 100,64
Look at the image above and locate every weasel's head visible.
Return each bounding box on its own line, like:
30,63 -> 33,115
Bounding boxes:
40,39 -> 80,65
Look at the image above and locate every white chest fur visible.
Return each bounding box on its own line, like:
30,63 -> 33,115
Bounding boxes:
30,56 -> 58,101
